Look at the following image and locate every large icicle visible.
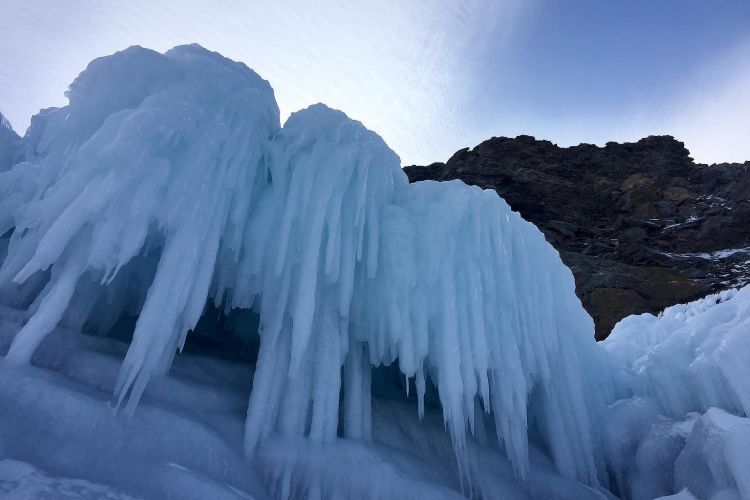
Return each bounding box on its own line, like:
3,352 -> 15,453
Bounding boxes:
0,44 -> 281,410
239,104 -> 403,452
0,44 -> 613,490
353,179 -> 613,484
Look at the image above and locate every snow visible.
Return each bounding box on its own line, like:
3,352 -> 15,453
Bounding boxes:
2,42 -> 750,500
661,215 -> 702,231
659,246 -> 750,261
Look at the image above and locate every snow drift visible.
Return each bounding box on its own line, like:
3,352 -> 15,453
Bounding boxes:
0,44 -> 614,494
605,287 -> 750,419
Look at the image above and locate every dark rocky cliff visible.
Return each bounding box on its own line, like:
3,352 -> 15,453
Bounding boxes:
405,135 -> 750,339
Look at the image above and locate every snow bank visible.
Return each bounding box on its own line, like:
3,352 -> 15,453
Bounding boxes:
0,43 -> 613,493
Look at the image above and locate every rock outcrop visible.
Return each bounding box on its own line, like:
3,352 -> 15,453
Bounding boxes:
405,135 -> 750,339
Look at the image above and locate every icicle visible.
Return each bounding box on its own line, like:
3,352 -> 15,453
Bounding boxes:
6,234 -> 88,363
343,342 -> 372,440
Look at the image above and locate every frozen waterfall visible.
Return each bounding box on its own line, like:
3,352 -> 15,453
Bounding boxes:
0,44 -> 614,494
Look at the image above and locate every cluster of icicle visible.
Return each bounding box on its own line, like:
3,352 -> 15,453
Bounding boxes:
0,45 -> 613,488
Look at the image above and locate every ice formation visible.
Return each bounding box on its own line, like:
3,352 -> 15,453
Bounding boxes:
0,112 -> 20,171
605,287 -> 750,418
3,43 -> 750,500
603,286 -> 750,500
0,43 -> 614,494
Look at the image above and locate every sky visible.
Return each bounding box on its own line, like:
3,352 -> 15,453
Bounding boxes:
0,0 -> 749,166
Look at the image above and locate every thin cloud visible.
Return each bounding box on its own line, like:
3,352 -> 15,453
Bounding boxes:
0,0 -> 524,165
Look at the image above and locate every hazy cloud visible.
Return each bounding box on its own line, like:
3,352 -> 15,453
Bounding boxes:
0,0 -> 523,165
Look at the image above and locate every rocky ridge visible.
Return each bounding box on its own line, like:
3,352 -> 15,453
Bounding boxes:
405,135 -> 750,339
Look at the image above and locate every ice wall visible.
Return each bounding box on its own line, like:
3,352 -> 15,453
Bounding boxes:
0,45 -> 280,404
605,287 -> 750,418
0,44 -> 613,489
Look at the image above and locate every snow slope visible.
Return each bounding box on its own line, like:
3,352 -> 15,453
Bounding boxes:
606,287 -> 750,418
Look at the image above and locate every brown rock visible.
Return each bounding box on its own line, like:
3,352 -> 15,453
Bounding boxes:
404,135 -> 750,339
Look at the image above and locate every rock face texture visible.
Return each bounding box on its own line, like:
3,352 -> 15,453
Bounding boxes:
405,136 -> 750,339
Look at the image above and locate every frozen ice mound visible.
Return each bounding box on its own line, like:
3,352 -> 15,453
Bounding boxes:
674,408 -> 750,500
0,43 -> 614,495
605,286 -> 750,418
603,286 -> 750,500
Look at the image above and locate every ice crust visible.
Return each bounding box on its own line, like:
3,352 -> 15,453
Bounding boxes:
605,286 -> 750,418
0,44 -> 612,492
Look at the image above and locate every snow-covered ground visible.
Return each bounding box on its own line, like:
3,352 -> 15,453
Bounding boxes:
0,44 -> 749,499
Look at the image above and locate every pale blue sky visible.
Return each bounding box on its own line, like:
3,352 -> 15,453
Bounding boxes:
1,0 -> 748,165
